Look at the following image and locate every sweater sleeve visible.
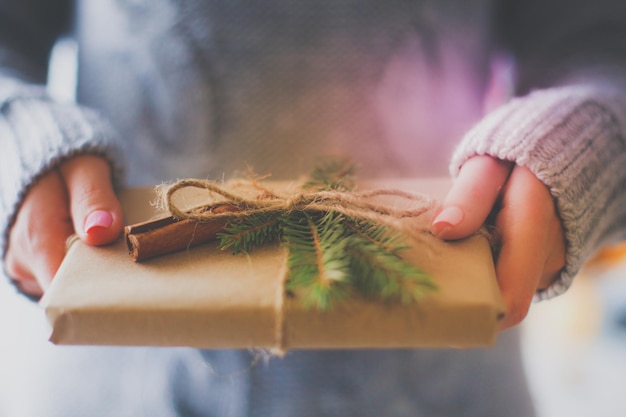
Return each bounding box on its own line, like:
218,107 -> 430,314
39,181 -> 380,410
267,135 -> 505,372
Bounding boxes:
451,83 -> 626,300
0,1 -> 124,258
451,0 -> 626,299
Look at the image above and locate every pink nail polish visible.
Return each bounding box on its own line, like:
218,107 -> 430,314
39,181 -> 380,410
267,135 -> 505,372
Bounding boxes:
84,210 -> 113,234
431,206 -> 464,237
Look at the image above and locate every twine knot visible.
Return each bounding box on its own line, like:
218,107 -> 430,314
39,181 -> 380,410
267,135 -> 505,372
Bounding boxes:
159,178 -> 437,228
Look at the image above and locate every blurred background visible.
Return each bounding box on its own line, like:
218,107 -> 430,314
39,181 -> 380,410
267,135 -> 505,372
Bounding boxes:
521,244 -> 626,417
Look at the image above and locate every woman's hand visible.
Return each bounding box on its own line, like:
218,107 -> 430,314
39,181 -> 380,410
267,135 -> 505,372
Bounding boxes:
430,155 -> 566,330
4,155 -> 124,296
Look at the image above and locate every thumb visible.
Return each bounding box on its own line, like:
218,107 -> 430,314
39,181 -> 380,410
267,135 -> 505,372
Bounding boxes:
59,155 -> 124,246
431,156 -> 512,240
4,170 -> 74,292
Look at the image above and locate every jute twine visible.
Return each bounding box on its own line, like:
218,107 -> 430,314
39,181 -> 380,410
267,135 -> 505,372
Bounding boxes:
158,178 -> 437,233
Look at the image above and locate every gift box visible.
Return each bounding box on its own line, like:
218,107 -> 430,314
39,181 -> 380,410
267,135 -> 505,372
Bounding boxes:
40,178 -> 504,350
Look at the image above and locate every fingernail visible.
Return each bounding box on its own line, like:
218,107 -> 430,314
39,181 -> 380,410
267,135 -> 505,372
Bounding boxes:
431,206 -> 464,237
84,210 -> 113,234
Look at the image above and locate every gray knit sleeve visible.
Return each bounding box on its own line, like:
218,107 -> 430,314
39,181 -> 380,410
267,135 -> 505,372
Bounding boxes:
450,0 -> 626,299
450,82 -> 626,300
0,0 -> 125,257
0,78 -> 125,256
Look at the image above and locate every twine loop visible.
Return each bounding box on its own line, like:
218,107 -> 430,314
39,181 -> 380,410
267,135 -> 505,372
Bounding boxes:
159,178 -> 437,226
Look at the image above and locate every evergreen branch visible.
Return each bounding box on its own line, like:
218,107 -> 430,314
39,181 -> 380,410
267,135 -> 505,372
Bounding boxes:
209,162 -> 437,310
345,219 -> 410,255
282,211 -> 351,310
302,158 -> 356,191
347,233 -> 437,304
217,212 -> 281,254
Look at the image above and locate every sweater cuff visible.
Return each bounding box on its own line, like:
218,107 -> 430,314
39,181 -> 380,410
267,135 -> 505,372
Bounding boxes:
450,84 -> 626,300
0,89 -> 125,258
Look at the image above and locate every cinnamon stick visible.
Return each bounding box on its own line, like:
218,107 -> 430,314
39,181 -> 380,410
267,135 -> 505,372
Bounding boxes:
125,205 -> 242,262
124,216 -> 228,262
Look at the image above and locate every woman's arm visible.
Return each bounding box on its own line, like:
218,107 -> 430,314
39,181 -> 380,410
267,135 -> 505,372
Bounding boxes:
433,0 -> 626,329
0,0 -> 124,296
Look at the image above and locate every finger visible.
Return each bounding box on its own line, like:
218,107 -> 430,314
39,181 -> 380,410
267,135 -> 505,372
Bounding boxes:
4,170 -> 73,292
431,156 -> 513,239
494,166 -> 565,330
16,276 -> 44,296
59,155 -> 124,246
537,197 -> 567,291
3,261 -> 42,296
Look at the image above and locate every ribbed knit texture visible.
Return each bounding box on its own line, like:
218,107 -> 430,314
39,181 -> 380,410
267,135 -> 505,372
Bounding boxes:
0,77 -> 124,257
451,83 -> 626,299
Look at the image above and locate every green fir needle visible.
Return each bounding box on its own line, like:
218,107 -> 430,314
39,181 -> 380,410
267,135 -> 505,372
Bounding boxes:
216,159 -> 437,310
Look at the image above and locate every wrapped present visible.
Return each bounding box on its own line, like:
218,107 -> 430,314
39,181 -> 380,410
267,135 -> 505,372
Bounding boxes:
40,177 -> 504,351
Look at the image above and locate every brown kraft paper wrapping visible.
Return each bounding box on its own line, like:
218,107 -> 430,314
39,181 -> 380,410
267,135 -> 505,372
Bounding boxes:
40,179 -> 505,350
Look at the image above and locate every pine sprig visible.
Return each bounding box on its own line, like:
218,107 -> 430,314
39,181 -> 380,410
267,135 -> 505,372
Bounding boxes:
341,216 -> 436,304
217,212 -> 281,254
214,160 -> 437,310
282,212 -> 351,310
347,232 -> 436,305
302,158 -> 356,191
345,218 -> 410,256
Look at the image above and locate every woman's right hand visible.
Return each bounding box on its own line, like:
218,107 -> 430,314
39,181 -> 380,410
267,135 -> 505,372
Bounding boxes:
4,155 -> 124,296
430,156 -> 566,330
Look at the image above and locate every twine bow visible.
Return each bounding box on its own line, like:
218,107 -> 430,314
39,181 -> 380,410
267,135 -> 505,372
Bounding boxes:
160,178 -> 436,229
